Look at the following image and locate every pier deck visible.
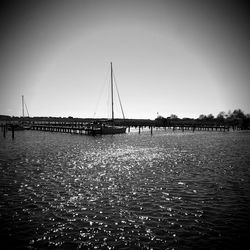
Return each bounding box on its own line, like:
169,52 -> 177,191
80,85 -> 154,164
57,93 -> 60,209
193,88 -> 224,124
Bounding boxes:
1,121 -> 233,139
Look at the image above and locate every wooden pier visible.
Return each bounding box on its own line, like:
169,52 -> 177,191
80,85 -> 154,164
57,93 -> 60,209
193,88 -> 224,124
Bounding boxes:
0,119 -> 236,138
134,124 -> 230,135
28,122 -> 231,134
30,123 -> 102,135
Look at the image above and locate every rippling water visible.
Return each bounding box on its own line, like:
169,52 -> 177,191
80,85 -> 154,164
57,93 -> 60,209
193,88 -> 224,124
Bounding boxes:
0,129 -> 250,249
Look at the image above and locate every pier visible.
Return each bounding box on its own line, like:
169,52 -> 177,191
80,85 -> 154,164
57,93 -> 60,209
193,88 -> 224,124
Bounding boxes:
29,123 -> 231,134
1,112 -> 248,138
1,119 -> 234,138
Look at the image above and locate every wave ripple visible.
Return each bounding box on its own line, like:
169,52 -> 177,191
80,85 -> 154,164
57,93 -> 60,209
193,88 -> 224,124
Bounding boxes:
1,130 -> 250,249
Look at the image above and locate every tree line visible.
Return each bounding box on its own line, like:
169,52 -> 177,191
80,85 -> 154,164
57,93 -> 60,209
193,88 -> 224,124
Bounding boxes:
156,109 -> 250,130
1,109 -> 249,129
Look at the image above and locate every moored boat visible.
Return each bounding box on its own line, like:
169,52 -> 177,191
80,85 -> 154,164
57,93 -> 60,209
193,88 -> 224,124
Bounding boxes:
89,62 -> 126,135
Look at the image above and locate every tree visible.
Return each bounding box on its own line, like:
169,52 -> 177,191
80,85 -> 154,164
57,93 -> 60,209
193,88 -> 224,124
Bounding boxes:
156,115 -> 164,120
170,114 -> 178,119
207,114 -> 214,120
231,109 -> 246,119
198,114 -> 206,120
217,111 -> 226,120
227,110 -> 232,119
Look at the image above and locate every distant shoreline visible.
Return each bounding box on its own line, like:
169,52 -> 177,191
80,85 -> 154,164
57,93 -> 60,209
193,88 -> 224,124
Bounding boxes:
1,113 -> 249,130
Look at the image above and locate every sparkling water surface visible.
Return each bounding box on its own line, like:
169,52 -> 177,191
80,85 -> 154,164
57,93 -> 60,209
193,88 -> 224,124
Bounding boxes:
0,129 -> 250,249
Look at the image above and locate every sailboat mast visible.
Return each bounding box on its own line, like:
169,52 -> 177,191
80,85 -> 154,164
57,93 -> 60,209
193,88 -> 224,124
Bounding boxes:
111,62 -> 114,121
22,95 -> 24,117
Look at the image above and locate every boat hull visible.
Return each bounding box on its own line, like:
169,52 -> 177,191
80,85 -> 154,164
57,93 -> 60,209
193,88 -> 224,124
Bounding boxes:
100,126 -> 126,135
86,125 -> 126,135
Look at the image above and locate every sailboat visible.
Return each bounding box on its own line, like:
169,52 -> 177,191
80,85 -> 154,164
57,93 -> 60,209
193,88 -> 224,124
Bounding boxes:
88,62 -> 126,135
19,95 -> 31,130
8,96 -> 30,131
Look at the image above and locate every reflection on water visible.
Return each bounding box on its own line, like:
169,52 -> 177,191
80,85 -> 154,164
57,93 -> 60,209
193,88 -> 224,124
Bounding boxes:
0,130 -> 250,249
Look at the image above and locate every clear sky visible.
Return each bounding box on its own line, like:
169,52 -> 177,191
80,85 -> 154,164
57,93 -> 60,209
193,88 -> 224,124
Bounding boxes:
0,0 -> 249,119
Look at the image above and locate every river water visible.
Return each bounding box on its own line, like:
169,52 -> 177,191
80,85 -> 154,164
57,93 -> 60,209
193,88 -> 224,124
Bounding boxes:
0,129 -> 250,249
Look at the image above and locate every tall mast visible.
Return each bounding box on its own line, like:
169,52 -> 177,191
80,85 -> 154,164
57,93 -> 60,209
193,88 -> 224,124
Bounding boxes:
111,62 -> 114,121
22,95 -> 24,117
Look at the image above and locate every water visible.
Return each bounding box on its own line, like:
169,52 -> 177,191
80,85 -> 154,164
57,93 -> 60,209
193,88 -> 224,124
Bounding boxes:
0,129 -> 250,249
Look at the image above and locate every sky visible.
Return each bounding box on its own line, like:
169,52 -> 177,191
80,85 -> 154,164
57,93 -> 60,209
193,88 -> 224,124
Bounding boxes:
0,0 -> 249,119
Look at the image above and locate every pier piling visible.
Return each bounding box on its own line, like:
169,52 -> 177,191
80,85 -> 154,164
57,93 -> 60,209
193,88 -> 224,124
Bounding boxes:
12,125 -> 15,139
3,125 -> 6,138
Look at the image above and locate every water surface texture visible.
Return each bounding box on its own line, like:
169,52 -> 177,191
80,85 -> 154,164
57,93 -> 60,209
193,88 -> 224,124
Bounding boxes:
1,130 -> 250,249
